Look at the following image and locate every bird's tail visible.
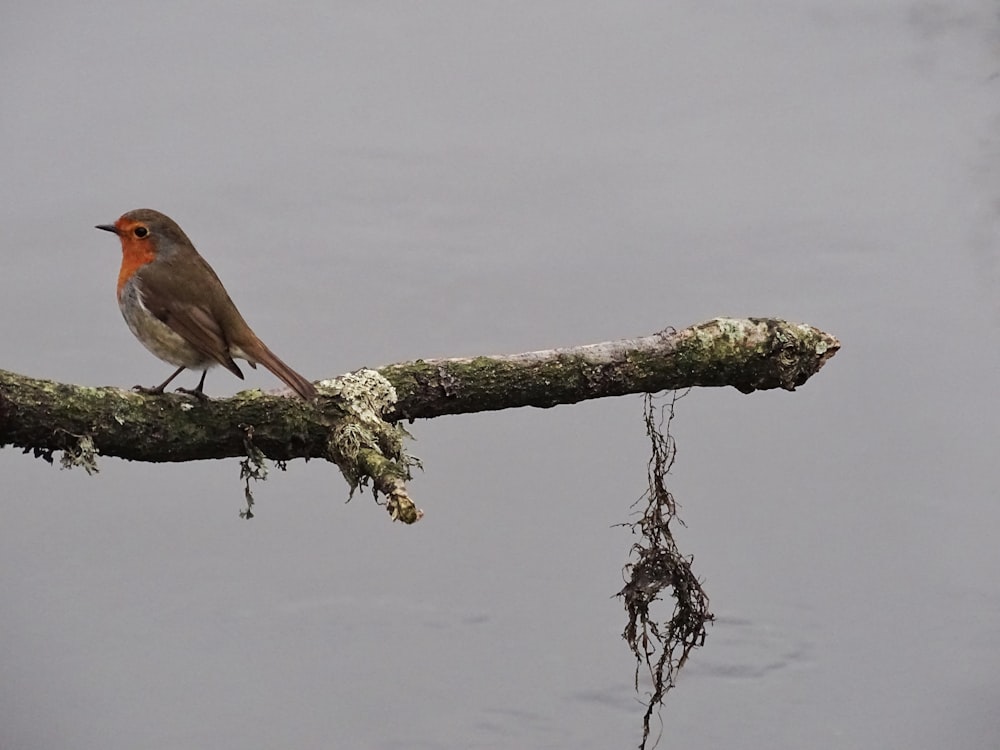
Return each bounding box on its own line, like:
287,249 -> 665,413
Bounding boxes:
242,339 -> 317,400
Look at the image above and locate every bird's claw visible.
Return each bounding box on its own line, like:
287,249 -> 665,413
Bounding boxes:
132,384 -> 166,396
175,386 -> 210,401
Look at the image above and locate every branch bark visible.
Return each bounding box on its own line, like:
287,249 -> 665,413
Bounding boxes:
382,317 -> 838,421
0,317 -> 838,520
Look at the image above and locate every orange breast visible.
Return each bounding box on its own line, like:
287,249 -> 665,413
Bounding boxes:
116,241 -> 157,299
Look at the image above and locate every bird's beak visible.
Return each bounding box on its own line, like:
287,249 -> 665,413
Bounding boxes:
95,223 -> 120,235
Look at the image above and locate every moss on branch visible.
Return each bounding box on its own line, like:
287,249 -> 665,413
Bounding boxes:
0,317 -> 838,524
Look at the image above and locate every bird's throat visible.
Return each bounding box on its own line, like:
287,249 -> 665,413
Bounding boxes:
117,244 -> 157,300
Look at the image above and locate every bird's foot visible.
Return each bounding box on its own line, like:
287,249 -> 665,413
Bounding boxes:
132,384 -> 166,396
175,386 -> 211,401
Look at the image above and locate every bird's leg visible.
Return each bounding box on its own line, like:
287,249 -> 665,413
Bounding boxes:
176,370 -> 210,400
134,365 -> 186,395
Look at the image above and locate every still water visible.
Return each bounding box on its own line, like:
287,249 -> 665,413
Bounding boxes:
1,2 -> 999,748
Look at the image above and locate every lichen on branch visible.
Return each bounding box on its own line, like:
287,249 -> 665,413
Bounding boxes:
0,317 -> 838,525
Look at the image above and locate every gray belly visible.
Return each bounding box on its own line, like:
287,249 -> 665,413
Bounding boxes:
119,282 -> 214,369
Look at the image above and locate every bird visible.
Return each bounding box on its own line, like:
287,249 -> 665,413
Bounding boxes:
96,208 -> 318,400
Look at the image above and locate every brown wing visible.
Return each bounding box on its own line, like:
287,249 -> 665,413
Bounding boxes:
135,255 -> 245,378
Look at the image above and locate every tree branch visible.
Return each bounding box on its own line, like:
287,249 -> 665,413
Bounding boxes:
382,317 -> 839,420
0,317 -> 838,523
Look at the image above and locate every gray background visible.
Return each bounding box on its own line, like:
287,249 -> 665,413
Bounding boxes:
3,2 -> 1000,748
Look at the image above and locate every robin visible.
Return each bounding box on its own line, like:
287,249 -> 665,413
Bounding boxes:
96,208 -> 318,400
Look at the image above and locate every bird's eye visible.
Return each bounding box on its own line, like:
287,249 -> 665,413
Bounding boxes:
133,226 -> 149,238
